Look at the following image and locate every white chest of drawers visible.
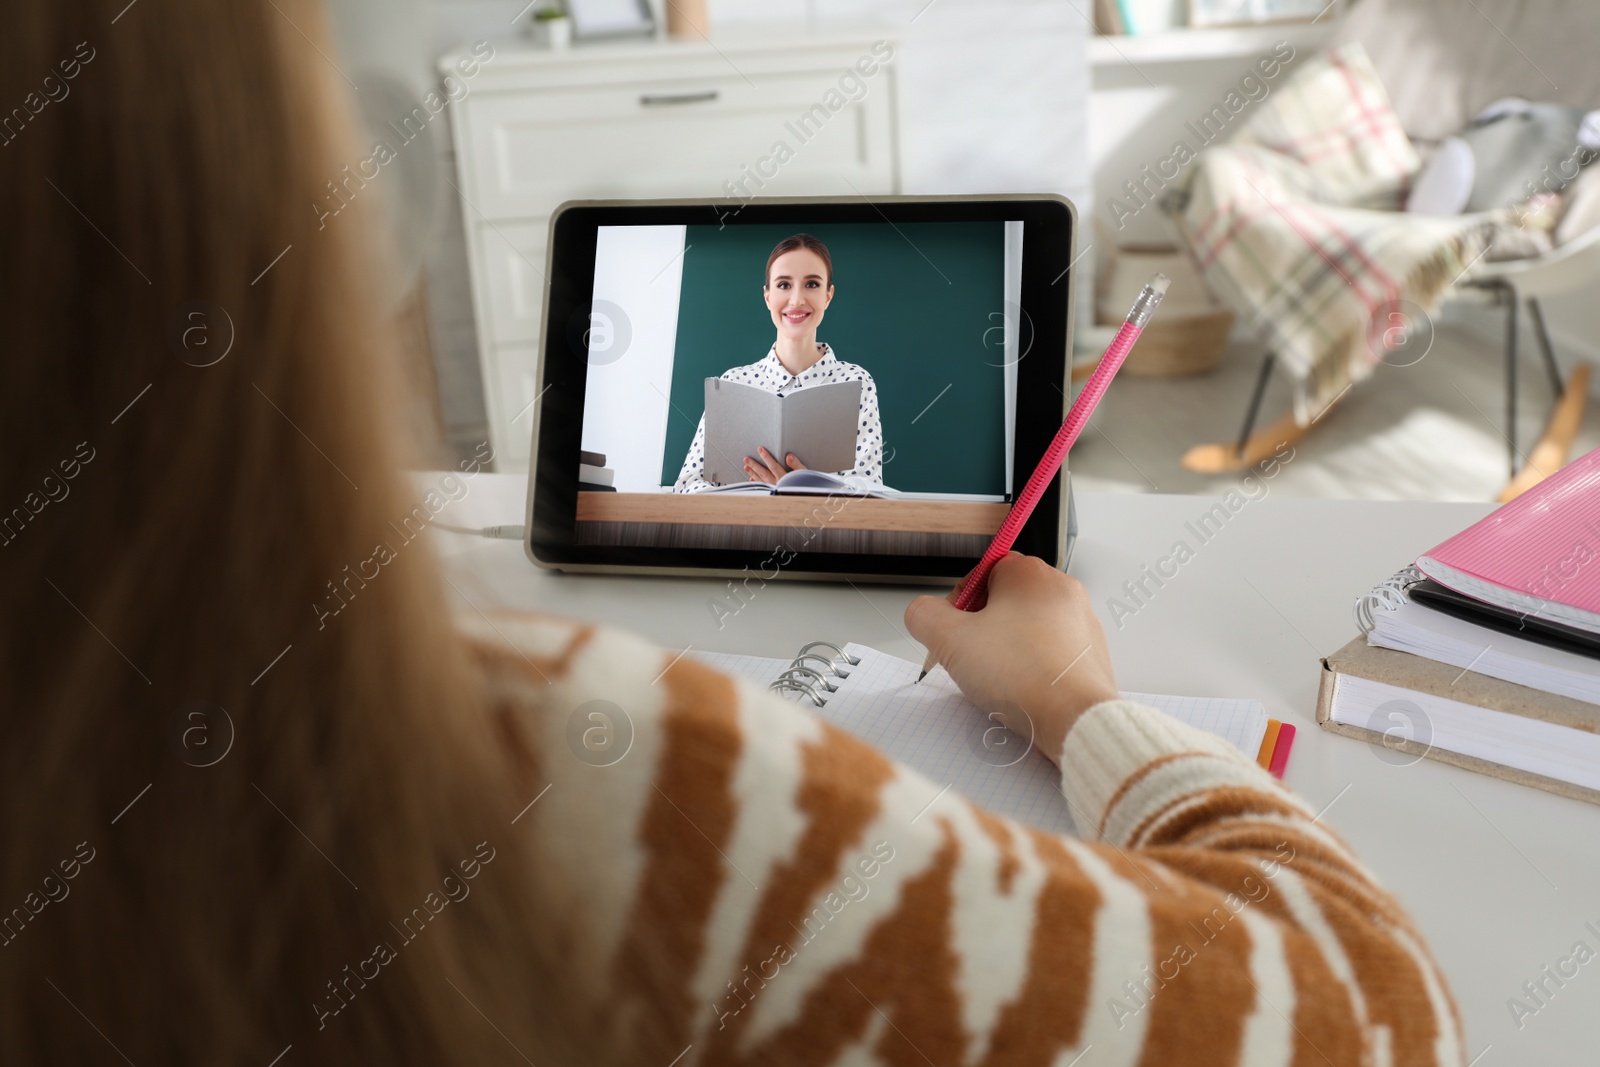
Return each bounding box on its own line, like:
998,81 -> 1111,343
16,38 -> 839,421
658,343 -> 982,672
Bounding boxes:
439,34 -> 901,469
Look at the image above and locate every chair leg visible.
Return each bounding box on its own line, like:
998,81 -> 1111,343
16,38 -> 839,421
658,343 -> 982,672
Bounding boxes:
1236,351 -> 1277,458
1495,294 -> 1589,502
1497,364 -> 1592,502
1526,297 -> 1565,397
1504,286 -> 1519,479
1183,349 -> 1312,474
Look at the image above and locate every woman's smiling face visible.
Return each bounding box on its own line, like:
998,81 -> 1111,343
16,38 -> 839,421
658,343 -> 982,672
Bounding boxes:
764,248 -> 833,339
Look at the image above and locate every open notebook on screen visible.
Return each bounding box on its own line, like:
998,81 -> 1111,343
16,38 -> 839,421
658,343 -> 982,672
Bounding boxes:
694,643 -> 1291,837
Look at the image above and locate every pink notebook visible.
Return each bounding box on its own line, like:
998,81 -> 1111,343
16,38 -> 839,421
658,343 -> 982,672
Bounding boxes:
1414,446 -> 1600,633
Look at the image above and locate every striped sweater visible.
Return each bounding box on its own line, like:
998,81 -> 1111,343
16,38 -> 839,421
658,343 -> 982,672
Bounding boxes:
469,612 -> 1462,1067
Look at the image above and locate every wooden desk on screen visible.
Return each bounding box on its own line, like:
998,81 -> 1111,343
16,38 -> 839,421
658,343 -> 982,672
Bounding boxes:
575,492 -> 1008,556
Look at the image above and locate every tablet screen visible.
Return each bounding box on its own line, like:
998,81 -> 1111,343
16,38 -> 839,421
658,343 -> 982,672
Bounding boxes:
531,198 -> 1075,579
534,195 -> 1075,579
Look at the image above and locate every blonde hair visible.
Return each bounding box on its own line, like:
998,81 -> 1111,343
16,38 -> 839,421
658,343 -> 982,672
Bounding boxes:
0,2 -> 597,1062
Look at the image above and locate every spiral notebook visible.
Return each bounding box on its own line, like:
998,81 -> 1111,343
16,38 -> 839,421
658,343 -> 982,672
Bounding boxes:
694,642 -> 1289,837
1356,567 -> 1600,703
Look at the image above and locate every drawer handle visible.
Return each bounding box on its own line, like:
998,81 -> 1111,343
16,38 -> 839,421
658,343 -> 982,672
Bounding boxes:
639,89 -> 719,107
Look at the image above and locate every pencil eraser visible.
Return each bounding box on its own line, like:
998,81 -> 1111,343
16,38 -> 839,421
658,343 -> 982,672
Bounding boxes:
1149,272 -> 1171,296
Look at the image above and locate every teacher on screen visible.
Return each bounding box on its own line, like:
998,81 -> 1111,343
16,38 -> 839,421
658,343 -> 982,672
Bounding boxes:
672,234 -> 883,492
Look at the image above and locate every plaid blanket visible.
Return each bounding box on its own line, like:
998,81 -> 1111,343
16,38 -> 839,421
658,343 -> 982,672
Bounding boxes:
1168,41 -> 1503,424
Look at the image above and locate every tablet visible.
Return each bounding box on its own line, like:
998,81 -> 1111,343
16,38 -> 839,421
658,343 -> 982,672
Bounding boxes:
524,194 -> 1079,583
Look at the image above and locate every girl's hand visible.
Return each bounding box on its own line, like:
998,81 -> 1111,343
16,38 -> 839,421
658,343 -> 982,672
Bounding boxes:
904,553 -> 1119,767
743,447 -> 806,484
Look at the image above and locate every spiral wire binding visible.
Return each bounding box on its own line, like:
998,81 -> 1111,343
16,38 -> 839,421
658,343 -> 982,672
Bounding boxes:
1353,565 -> 1422,634
769,642 -> 860,707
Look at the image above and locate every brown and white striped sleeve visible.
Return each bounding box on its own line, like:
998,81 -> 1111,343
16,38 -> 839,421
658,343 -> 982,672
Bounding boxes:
469,615 -> 1463,1067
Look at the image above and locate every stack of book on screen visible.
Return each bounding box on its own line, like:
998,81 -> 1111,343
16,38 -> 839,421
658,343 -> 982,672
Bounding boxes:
1318,446 -> 1600,804
578,450 -> 616,493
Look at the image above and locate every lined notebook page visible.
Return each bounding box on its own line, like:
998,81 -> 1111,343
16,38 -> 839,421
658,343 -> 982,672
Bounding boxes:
692,644 -> 1268,837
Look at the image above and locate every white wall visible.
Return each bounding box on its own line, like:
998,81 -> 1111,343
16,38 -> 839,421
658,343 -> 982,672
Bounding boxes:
1088,24 -> 1329,249
581,226 -> 687,491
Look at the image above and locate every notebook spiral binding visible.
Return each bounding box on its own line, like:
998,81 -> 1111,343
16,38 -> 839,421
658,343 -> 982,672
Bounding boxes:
768,641 -> 862,708
1353,565 -> 1422,634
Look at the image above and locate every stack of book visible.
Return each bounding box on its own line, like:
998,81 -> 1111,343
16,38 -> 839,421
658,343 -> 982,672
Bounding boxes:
1318,447 -> 1600,803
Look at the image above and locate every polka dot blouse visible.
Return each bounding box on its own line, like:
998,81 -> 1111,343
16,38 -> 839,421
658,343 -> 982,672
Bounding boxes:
672,344 -> 883,493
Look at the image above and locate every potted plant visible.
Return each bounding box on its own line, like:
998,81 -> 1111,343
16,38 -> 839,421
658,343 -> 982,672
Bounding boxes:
528,4 -> 573,49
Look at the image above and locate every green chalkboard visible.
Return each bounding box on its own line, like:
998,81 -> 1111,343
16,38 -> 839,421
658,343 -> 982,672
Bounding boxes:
659,222 -> 1009,495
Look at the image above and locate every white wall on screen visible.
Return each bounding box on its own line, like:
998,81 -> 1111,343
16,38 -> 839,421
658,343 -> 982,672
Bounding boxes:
1002,219 -> 1022,493
581,225 -> 686,492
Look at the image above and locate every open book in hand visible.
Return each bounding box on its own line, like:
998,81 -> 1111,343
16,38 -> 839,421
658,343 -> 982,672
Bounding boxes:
702,378 -> 862,485
694,469 -> 899,498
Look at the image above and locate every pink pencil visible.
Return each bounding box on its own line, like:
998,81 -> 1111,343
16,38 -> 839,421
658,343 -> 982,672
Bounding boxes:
917,272 -> 1170,682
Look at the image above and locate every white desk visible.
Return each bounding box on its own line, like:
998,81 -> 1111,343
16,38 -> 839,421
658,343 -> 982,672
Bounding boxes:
434,473 -> 1599,1058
